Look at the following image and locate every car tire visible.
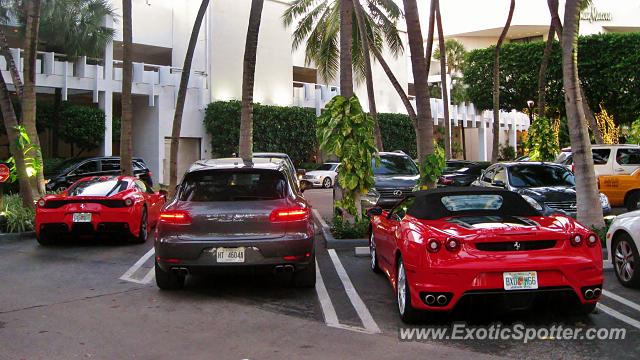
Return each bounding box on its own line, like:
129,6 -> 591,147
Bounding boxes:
131,207 -> 148,244
396,257 -> 421,323
369,232 -> 381,273
36,233 -> 53,246
625,191 -> 640,211
322,177 -> 332,189
612,232 -> 640,288
155,261 -> 185,290
292,255 -> 316,288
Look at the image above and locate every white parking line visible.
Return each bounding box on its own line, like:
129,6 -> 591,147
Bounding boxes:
328,249 -> 381,334
597,303 -> 640,331
315,260 -> 340,327
119,247 -> 155,284
603,289 -> 640,313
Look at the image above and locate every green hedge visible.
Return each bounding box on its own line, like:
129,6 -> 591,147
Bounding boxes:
204,101 -> 420,162
464,32 -> 640,124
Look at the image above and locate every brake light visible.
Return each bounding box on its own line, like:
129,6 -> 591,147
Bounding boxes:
124,198 -> 133,207
427,238 -> 441,253
37,199 -> 46,207
570,234 -> 583,247
270,207 -> 309,222
159,210 -> 192,225
445,238 -> 461,252
586,233 -> 599,247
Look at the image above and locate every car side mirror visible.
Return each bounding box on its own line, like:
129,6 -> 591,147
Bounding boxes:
366,206 -> 383,217
300,180 -> 311,193
492,180 -> 506,188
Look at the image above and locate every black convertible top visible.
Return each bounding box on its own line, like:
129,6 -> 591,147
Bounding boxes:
405,186 -> 541,220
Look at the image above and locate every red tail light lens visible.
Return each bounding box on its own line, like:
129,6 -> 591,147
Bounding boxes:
37,199 -> 46,207
427,238 -> 441,253
124,198 -> 134,207
445,238 -> 461,252
159,210 -> 192,225
270,207 -> 309,222
570,234 -> 583,247
587,233 -> 599,247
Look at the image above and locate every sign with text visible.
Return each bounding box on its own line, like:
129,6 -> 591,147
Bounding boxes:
0,164 -> 10,183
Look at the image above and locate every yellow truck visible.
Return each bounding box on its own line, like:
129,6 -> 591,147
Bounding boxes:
599,168 -> 640,211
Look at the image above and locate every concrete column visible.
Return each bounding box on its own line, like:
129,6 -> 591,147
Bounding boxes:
478,115 -> 487,161
509,116 -> 517,154
99,91 -> 113,156
103,15 -> 114,81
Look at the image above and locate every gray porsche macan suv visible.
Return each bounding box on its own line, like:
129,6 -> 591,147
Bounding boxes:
154,157 -> 316,290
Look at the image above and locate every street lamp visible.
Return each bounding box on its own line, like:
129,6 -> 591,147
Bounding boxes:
526,100 -> 534,123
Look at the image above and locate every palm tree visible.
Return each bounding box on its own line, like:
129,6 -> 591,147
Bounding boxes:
238,0 -> 265,162
433,39 -> 466,74
491,0 -> 515,163
120,0 -> 133,176
403,0 -> 435,170
339,0 -> 354,98
168,0 -> 210,197
434,0 -> 451,159
21,0 -> 45,196
0,71 -> 34,208
353,1 -> 382,150
561,0 -> 603,228
537,0 -> 558,117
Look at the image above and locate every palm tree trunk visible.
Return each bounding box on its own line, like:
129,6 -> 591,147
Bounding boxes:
548,0 -> 603,144
169,0 -> 210,196
403,0 -> 434,173
491,0 -> 515,163
537,23 -> 556,117
120,0 -> 133,176
435,1 -> 451,159
353,1 -> 382,151
561,0 -> 603,228
371,49 -> 417,125
339,0 -> 354,98
238,0 -> 264,162
0,27 -> 23,99
0,71 -> 34,208
22,0 -> 45,196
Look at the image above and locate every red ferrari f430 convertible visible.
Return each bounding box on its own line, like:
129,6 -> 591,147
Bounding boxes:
367,187 -> 603,323
35,176 -> 166,245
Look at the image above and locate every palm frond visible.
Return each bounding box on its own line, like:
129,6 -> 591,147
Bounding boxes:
367,0 -> 402,20
283,0 -> 322,26
291,2 -> 327,50
366,2 -> 404,57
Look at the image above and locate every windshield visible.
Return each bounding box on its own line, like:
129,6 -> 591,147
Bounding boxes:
45,158 -> 84,176
179,170 -> 287,201
372,156 -> 419,176
508,165 -> 575,188
317,163 -> 337,171
67,179 -> 129,197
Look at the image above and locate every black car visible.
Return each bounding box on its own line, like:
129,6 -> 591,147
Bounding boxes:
438,160 -> 490,187
370,151 -> 420,208
471,162 -> 611,216
45,156 -> 153,192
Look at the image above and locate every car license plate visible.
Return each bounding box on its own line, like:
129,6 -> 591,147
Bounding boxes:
216,247 -> 245,263
503,271 -> 538,290
72,212 -> 92,223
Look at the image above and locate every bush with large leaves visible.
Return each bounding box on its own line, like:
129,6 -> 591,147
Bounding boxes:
317,95 -> 378,218
58,104 -> 106,156
525,117 -> 559,162
464,32 -> 640,125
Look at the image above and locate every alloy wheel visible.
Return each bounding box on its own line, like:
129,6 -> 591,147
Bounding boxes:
323,177 -> 332,188
397,261 -> 406,315
370,233 -> 376,270
615,240 -> 635,282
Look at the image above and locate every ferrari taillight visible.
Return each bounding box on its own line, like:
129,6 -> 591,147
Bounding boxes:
445,238 -> 461,252
586,233 -> 599,247
427,238 -> 441,253
159,210 -> 192,225
570,234 -> 583,247
270,207 -> 309,222
124,198 -> 133,207
37,199 -> 46,207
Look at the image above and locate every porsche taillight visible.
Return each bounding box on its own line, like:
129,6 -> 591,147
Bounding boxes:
159,210 -> 192,225
270,207 -> 309,222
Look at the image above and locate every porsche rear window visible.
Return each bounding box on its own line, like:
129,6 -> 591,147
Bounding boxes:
179,170 -> 287,201
440,195 -> 504,212
68,179 -> 129,197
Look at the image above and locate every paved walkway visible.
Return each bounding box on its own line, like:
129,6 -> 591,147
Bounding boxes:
304,188 -> 334,223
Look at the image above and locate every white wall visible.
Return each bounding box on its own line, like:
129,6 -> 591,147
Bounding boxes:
111,0 -> 174,48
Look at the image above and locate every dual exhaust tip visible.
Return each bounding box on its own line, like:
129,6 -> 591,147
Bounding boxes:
274,265 -> 295,273
423,293 -> 450,306
584,287 -> 601,300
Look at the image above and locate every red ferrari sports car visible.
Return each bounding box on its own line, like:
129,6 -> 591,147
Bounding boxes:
367,187 -> 603,323
35,176 -> 166,245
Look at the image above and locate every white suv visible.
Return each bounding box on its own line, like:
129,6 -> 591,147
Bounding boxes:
554,144 -> 640,177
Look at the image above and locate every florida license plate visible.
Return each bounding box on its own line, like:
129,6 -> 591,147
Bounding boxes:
72,212 -> 92,223
503,271 -> 538,290
216,247 -> 245,263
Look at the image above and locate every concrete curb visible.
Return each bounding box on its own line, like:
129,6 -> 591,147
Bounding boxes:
311,209 -> 368,249
0,231 -> 35,241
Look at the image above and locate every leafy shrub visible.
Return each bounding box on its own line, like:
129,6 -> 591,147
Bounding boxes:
499,144 -> 516,161
59,104 -> 106,156
464,32 -> 640,124
203,101 -> 317,165
331,214 -> 369,239
626,117 -> 640,145
525,117 -> 559,162
378,113 -> 416,158
1,194 -> 35,233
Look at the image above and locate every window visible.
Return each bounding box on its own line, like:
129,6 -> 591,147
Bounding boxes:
441,195 -> 504,212
593,149 -> 611,165
510,35 -> 543,43
372,156 -> 419,176
68,179 -> 129,197
508,165 -> 575,188
75,160 -> 99,174
481,168 -> 495,183
102,159 -> 120,172
389,197 -> 416,221
493,168 -> 507,184
317,163 -> 337,171
616,148 -> 640,165
135,180 -> 154,194
179,170 -> 287,202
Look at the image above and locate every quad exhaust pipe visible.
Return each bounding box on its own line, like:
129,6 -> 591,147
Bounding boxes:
593,288 -> 601,298
423,293 -> 450,306
584,289 -> 594,299
275,265 -> 295,273
437,295 -> 448,305
425,295 -> 436,305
